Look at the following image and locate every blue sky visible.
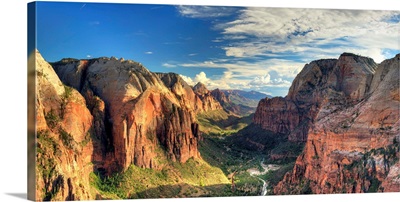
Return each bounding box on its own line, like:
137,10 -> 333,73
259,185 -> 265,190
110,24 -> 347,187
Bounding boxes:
36,2 -> 399,96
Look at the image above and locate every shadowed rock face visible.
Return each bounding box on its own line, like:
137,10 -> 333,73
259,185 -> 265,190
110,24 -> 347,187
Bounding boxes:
273,54 -> 400,194
253,97 -> 299,135
52,57 -> 209,173
210,89 -> 230,106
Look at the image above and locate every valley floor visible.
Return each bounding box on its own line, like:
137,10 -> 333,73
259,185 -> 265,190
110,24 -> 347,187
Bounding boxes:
89,112 -> 301,199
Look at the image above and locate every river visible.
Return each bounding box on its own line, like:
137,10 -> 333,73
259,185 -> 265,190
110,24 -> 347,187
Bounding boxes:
247,159 -> 280,196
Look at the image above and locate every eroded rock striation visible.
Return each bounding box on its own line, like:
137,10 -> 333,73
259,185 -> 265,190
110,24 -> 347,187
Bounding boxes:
254,53 -> 380,142
35,50 -> 94,200
51,57 -> 210,173
271,53 -> 400,194
192,82 -> 223,111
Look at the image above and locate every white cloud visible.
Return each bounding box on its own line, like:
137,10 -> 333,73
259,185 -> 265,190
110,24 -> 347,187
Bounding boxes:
251,74 -> 271,85
180,71 -> 231,90
218,8 -> 400,63
179,69 -> 291,95
162,63 -> 177,68
203,61 -> 215,65
179,58 -> 303,80
249,75 -> 292,88
194,72 -> 210,84
180,74 -> 195,85
176,7 -> 400,96
177,5 -> 237,18
188,53 -> 198,56
145,51 -> 153,54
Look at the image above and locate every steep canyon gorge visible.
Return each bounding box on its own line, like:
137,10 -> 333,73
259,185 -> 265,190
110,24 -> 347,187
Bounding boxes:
33,50 -> 399,200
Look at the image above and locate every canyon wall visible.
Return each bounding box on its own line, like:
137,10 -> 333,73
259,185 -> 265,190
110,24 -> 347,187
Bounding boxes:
272,53 -> 400,194
52,57 -> 209,172
254,53 -> 378,142
35,50 -> 94,200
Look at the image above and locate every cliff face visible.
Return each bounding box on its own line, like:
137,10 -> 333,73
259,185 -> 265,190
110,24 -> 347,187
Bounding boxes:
192,82 -> 223,111
156,73 -> 210,113
253,97 -> 299,135
35,51 -> 94,200
273,54 -> 400,194
210,88 -> 230,106
52,57 -> 204,173
254,53 -> 378,142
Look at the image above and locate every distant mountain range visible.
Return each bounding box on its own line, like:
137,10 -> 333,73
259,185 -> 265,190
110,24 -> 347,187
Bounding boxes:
221,89 -> 271,102
220,89 -> 271,108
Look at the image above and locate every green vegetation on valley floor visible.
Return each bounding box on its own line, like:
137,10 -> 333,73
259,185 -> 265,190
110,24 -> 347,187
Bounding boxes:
39,106 -> 304,199
87,111 -> 305,198
196,109 -> 253,136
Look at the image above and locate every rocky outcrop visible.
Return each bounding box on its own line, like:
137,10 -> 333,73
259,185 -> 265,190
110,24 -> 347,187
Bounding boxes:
52,57 -> 202,173
192,82 -> 223,111
35,50 -> 94,201
254,53 -> 378,142
273,54 -> 400,194
253,97 -> 300,135
156,73 -> 206,113
211,88 -> 230,106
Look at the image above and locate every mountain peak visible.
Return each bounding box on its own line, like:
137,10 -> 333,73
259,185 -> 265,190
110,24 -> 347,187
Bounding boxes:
193,82 -> 209,95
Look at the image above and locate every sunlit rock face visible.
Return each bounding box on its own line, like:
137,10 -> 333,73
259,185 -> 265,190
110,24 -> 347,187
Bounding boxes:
35,50 -> 94,200
254,53 -> 378,142
273,54 -> 400,194
52,56 -> 208,173
192,82 -> 223,111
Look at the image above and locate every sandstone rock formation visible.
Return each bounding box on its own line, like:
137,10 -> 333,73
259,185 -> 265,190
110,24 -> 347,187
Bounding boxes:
253,97 -> 299,135
36,51 -> 237,200
52,57 -> 205,173
272,53 -> 400,194
254,53 -> 379,142
192,82 -> 223,111
157,73 -> 205,113
35,50 -> 94,200
210,88 -> 230,107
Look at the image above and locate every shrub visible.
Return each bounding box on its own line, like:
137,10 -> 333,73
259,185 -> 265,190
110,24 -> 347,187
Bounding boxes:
58,128 -> 74,150
44,109 -> 60,129
90,171 -> 126,198
63,85 -> 73,100
60,85 -> 74,118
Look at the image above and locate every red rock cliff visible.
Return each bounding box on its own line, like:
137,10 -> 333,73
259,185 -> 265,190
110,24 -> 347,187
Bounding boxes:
192,82 -> 223,111
254,53 -> 378,142
52,57 -> 202,173
273,54 -> 400,194
35,50 -> 94,201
